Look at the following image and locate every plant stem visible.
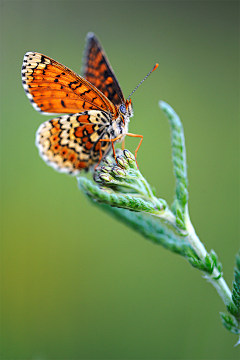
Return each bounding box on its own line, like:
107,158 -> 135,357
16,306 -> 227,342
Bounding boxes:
184,206 -> 232,307
206,272 -> 232,308
185,207 -> 207,260
153,208 -> 178,226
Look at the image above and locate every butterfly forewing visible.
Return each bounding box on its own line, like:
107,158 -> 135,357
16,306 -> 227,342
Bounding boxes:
82,32 -> 125,106
22,52 -> 117,116
36,110 -> 112,174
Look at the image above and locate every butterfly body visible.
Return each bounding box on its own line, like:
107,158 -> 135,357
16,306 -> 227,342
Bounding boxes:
22,33 -> 155,174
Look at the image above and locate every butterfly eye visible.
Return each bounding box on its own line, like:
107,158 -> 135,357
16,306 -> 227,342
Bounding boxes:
119,104 -> 126,114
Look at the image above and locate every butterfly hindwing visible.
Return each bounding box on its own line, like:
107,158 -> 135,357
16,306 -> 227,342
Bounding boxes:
36,110 -> 112,174
82,32 -> 125,106
22,52 -> 117,116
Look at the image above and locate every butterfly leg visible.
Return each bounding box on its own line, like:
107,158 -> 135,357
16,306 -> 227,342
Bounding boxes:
98,135 -> 122,165
94,135 -> 123,171
126,133 -> 143,168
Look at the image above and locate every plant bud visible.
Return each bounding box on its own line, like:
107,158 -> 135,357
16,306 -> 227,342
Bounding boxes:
123,150 -> 137,169
116,155 -> 129,169
102,157 -> 114,166
100,166 -> 112,173
111,166 -> 126,177
99,173 -> 115,183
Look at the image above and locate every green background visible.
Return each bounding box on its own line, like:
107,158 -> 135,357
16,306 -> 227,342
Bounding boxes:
1,1 -> 239,359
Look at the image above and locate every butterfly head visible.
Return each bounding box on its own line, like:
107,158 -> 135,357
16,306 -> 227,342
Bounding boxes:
118,100 -> 133,126
125,99 -> 133,117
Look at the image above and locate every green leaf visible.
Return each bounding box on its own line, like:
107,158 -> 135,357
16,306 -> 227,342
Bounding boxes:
235,250 -> 240,270
78,177 -> 165,214
187,256 -> 210,272
220,312 -> 240,335
87,199 -> 195,257
210,249 -> 218,267
176,217 -> 186,231
205,254 -> 214,274
227,302 -> 239,318
79,177 -> 158,213
159,101 -> 189,229
186,250 -> 216,273
210,249 -> 223,278
231,250 -> 240,315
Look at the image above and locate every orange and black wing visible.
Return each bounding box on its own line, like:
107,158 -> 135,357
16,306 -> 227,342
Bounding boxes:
36,110 -> 112,175
22,52 -> 118,116
82,32 -> 125,106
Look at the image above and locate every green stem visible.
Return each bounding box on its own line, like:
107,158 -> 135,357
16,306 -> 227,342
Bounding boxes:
139,175 -> 154,199
185,206 -> 232,307
185,207 -> 207,260
206,273 -> 232,308
153,208 -> 178,227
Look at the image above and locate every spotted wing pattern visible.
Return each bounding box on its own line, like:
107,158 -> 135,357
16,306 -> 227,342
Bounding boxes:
22,52 -> 118,116
36,110 -> 112,175
82,32 -> 124,106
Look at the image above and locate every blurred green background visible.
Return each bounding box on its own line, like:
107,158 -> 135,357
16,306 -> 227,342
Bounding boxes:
1,1 -> 239,359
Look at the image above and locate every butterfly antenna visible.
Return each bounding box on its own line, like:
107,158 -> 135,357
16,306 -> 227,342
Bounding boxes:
127,63 -> 159,100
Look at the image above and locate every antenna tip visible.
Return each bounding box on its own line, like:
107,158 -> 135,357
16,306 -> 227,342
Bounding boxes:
152,63 -> 159,72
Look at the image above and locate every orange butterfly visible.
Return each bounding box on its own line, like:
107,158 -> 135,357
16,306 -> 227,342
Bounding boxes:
22,32 -> 158,175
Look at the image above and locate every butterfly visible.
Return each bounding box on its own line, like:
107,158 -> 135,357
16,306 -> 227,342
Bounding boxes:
22,32 -> 158,175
